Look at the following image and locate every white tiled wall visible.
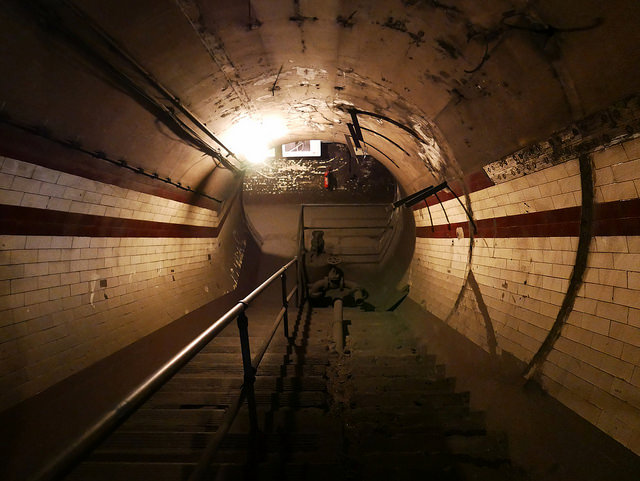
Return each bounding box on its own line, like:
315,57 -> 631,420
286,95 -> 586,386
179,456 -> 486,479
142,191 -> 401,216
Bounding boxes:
409,136 -> 640,454
0,156 -> 241,411
0,156 -> 218,226
415,159 -> 583,228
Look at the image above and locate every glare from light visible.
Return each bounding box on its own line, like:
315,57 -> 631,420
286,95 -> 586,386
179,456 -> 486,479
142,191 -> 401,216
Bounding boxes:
222,116 -> 287,165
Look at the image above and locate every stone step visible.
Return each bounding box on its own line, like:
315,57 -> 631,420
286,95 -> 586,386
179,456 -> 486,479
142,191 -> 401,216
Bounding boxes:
70,460 -> 346,481
67,461 -> 196,481
211,460 -> 345,481
199,343 -> 242,354
349,363 -> 446,381
347,408 -> 486,435
189,352 -> 330,366
347,340 -> 421,353
181,356 -> 329,373
199,334 -> 322,353
350,390 -> 471,410
349,431 -> 509,461
348,353 -> 437,366
120,406 -> 339,437
347,319 -> 414,331
349,376 -> 456,394
455,462 -> 529,481
92,432 -> 336,463
229,406 -> 342,438
268,345 -> 332,358
119,408 -> 226,433
178,363 -> 327,377
160,376 -> 327,393
146,390 -> 328,409
357,460 -> 522,481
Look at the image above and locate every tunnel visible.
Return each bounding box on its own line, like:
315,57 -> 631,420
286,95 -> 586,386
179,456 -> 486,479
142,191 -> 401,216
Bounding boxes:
1,0 -> 640,479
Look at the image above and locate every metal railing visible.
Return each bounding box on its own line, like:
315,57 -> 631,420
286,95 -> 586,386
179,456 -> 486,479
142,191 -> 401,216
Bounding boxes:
33,257 -> 300,481
300,203 -> 395,263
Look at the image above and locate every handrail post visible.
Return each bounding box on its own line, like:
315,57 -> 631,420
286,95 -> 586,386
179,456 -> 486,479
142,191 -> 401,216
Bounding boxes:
298,207 -> 305,306
236,310 -> 258,434
294,259 -> 300,307
280,272 -> 289,339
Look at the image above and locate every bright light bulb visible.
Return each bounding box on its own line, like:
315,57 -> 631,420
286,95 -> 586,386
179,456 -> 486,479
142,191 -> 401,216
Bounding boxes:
222,116 -> 287,165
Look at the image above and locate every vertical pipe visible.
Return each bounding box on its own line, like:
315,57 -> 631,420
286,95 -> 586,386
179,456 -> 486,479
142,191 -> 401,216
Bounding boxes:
350,110 -> 364,141
448,185 -> 477,234
425,200 -> 435,232
236,311 -> 258,433
281,272 -> 289,338
300,206 -> 305,254
333,298 -> 344,354
347,123 -> 362,149
295,259 -> 300,307
299,206 -> 309,301
434,192 -> 450,226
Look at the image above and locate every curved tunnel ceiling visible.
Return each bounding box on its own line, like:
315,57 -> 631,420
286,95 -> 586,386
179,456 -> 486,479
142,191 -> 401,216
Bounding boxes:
1,0 -> 639,201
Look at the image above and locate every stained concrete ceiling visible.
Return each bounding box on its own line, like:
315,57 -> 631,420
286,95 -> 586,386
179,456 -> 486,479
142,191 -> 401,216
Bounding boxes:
1,0 -> 639,200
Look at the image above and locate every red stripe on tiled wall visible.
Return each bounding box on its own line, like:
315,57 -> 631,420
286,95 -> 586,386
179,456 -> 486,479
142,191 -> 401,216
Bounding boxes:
416,198 -> 640,238
0,205 -> 226,238
0,124 -> 221,212
412,170 -> 494,210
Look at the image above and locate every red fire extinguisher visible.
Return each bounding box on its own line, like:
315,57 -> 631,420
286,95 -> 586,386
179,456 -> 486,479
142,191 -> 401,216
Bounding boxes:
324,169 -> 330,189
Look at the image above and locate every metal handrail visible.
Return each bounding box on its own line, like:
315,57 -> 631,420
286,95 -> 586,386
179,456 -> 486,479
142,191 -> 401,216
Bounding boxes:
188,287 -> 298,480
300,203 -> 389,208
300,203 -> 396,263
32,257 -> 299,481
302,225 -> 390,230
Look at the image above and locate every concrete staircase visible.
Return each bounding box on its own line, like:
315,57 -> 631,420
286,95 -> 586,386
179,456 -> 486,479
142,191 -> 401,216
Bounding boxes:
66,301 -> 341,480
331,309 -> 528,480
66,303 -> 526,480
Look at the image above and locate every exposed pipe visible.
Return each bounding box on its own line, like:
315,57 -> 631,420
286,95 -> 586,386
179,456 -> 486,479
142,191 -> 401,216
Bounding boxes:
350,110 -> 364,141
393,182 -> 448,209
333,298 -> 344,354
434,192 -> 451,226
0,115 -> 224,203
63,0 -> 239,162
447,185 -> 478,234
360,126 -> 411,156
361,140 -> 400,168
347,123 -> 362,149
21,0 -> 239,173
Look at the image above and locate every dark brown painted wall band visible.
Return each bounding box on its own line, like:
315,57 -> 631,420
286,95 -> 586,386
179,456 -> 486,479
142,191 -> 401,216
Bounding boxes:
0,205 -> 224,238
416,198 -> 640,238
